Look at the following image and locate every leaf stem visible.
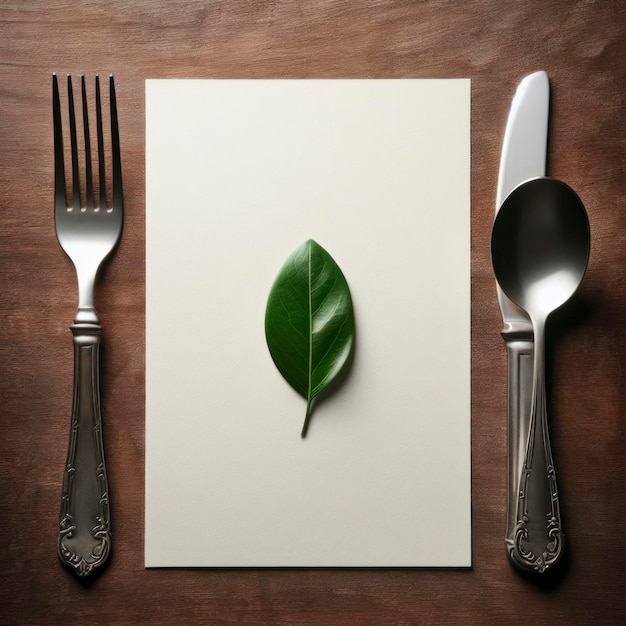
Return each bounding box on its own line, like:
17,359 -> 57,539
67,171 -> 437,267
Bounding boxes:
301,395 -> 313,438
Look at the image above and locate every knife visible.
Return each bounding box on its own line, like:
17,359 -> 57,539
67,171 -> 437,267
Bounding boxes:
496,71 -> 564,573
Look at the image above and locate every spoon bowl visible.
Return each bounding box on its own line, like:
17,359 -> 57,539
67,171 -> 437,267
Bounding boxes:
491,177 -> 590,318
491,176 -> 589,573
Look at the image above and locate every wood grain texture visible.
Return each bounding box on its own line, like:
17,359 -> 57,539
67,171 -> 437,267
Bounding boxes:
1,1 -> 624,623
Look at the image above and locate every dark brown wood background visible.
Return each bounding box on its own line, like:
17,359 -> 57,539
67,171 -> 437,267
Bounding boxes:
1,1 -> 625,623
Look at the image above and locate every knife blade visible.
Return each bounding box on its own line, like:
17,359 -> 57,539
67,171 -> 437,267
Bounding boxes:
495,71 -> 558,572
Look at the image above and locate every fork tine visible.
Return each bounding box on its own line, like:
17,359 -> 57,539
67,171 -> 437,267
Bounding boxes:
95,75 -> 107,210
109,75 -> 123,212
81,76 -> 95,211
67,76 -> 81,212
52,74 -> 67,212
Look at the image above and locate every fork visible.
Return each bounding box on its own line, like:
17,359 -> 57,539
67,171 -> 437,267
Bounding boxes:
53,74 -> 123,577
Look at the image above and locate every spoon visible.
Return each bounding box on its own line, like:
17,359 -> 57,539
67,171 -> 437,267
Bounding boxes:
491,177 -> 590,573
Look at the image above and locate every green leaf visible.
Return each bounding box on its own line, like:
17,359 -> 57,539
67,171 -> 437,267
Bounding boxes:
265,239 -> 355,438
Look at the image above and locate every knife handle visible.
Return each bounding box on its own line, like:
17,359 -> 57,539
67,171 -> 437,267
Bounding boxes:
58,323 -> 111,577
506,329 -> 564,574
503,337 -> 534,561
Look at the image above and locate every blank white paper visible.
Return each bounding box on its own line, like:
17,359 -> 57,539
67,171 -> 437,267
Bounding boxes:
145,79 -> 471,567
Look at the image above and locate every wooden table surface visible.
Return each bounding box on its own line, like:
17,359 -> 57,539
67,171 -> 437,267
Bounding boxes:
1,1 -> 625,623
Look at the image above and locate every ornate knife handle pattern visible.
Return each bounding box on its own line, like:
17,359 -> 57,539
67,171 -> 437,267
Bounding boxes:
58,323 -> 111,577
507,334 -> 564,573
503,324 -> 564,574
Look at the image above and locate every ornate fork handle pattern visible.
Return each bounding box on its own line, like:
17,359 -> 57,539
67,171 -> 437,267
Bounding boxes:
58,323 -> 111,577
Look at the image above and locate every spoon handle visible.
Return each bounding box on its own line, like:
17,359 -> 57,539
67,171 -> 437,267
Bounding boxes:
509,324 -> 564,574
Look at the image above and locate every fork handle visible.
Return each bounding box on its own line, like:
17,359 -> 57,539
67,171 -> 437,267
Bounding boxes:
58,323 -> 111,577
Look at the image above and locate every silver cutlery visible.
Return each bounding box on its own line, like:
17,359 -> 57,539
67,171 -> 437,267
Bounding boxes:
494,71 -> 556,572
493,177 -> 589,573
53,74 -> 123,577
